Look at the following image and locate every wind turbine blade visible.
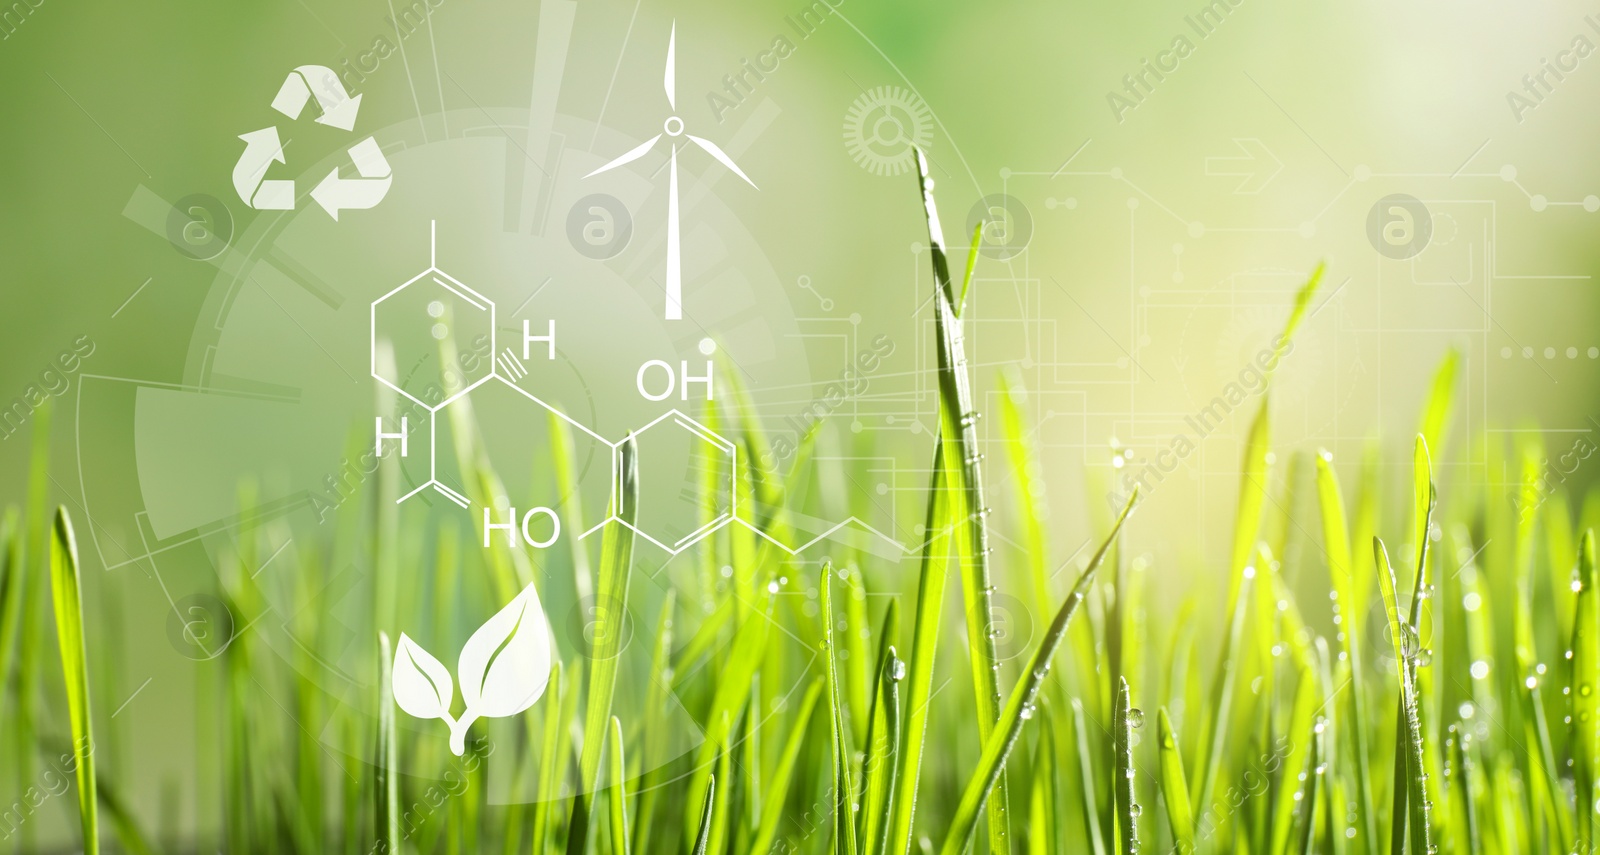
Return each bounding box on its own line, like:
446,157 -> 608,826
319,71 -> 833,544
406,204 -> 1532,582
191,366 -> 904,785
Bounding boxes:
584,135 -> 663,178
666,145 -> 681,320
686,135 -> 758,189
665,22 -> 676,110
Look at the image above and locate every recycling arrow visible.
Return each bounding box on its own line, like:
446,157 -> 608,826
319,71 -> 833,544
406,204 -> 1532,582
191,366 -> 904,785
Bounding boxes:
311,137 -> 393,220
230,65 -> 392,216
271,65 -> 363,131
233,127 -> 293,210
1204,138 -> 1283,195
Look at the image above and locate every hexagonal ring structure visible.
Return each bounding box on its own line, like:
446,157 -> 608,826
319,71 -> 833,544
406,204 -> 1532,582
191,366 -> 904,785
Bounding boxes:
371,264 -> 497,412
618,408 -> 736,554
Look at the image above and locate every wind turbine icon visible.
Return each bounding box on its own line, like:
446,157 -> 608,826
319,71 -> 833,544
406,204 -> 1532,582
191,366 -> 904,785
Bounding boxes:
585,22 -> 758,321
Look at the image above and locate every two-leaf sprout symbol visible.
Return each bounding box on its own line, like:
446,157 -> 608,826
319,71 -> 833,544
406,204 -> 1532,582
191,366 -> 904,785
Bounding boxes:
585,22 -> 757,321
391,584 -> 552,755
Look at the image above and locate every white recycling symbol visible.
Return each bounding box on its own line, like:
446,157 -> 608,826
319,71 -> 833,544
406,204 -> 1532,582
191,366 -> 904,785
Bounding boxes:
231,65 -> 392,220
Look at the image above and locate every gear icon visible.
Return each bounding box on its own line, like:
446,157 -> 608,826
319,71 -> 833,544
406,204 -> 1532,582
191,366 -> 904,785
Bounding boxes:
843,86 -> 933,177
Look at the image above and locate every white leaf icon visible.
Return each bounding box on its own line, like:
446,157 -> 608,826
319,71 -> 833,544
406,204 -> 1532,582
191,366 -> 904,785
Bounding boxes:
458,584 -> 552,719
393,633 -> 454,720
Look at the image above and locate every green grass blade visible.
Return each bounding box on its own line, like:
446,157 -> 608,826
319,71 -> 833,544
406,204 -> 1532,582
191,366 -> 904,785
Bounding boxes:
632,591 -> 676,855
1416,347 -> 1460,459
1528,682 -> 1572,850
845,565 -> 873,746
874,655 -> 904,855
749,679 -> 824,855
1351,439 -> 1382,643
551,408 -> 595,603
579,436 -> 641,796
1156,708 -> 1194,855
1028,712 -> 1058,855
93,770 -> 158,855
1228,398 -> 1272,617
607,716 -> 630,855
1265,262 -> 1323,381
1408,436 -> 1433,614
683,589 -> 773,846
1314,451 -> 1378,854
889,436 -> 950,855
1113,677 -> 1139,855
1292,719 -> 1326,855
937,490 -> 1138,855
1374,538 -> 1432,854
859,602 -> 902,852
375,630 -> 398,855
1405,435 -> 1445,848
691,775 -> 717,855
531,662 -> 564,855
50,508 -> 97,855
670,596 -> 733,689
1573,531 -> 1599,849
0,509 -> 21,720
707,724 -> 733,855
14,404 -> 50,853
913,145 -> 1011,855
959,221 -> 982,315
1271,669 -> 1318,855
1192,396 -> 1270,816
1449,724 -> 1480,853
823,565 -> 861,855
998,371 -> 1052,611
1072,698 -> 1109,855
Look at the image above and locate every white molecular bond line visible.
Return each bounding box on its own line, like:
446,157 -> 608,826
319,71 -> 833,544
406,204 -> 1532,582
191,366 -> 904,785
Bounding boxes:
374,221 -> 968,558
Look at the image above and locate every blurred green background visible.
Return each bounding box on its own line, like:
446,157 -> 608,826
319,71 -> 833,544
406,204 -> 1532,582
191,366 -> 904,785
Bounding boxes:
3,0 -> 1600,847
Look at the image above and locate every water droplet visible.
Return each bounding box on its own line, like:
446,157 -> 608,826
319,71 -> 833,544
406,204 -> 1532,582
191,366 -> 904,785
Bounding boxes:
1583,684 -> 1594,697
1470,660 -> 1490,680
1459,701 -> 1475,719
1400,622 -> 1421,660
1020,704 -> 1035,721
891,658 -> 908,681
1128,708 -> 1145,729
1416,648 -> 1433,667
1130,803 -> 1143,817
